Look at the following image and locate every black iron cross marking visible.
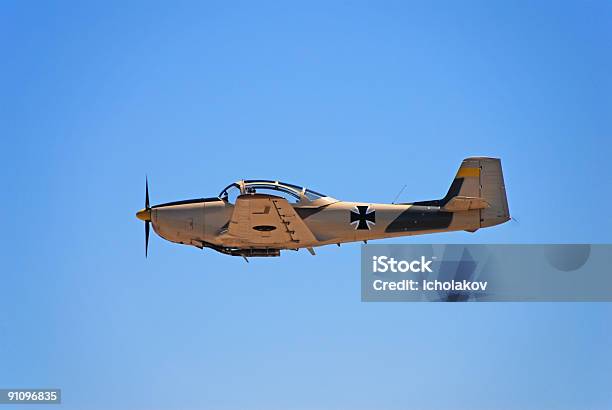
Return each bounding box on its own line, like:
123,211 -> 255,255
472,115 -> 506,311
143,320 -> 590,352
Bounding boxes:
350,205 -> 376,230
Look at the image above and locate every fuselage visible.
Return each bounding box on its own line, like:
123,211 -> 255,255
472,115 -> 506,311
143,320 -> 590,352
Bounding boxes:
148,197 -> 481,250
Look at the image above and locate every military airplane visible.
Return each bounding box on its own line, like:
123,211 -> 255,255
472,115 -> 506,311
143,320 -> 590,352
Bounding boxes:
136,157 -> 510,258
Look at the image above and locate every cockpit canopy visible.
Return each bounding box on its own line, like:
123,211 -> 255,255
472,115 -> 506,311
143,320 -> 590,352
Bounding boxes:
219,180 -> 335,205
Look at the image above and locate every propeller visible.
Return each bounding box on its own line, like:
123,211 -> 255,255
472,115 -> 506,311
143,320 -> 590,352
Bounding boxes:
136,176 -> 152,257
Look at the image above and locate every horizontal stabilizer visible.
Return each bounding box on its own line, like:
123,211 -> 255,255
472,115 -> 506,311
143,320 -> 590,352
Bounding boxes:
442,196 -> 489,212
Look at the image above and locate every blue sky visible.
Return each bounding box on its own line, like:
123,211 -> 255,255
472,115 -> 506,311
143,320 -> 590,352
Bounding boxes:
1,1 -> 611,409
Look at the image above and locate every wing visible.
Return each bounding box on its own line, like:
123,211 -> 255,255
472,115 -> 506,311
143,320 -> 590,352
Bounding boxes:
226,194 -> 317,247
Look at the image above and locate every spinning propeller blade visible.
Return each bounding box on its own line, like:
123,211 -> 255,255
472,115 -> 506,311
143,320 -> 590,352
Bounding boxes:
145,219 -> 150,258
136,176 -> 152,258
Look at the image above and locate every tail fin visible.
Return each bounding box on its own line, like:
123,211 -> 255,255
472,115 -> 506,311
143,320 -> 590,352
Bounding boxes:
449,157 -> 510,227
411,157 -> 510,228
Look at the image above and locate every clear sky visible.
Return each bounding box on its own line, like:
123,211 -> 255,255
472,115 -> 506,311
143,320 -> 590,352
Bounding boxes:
1,1 -> 611,409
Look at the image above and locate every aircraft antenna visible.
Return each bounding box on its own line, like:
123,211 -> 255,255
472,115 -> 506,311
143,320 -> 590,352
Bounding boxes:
391,184 -> 407,204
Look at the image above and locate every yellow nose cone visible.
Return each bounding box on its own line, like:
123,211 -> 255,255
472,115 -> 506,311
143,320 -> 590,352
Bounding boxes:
136,208 -> 151,221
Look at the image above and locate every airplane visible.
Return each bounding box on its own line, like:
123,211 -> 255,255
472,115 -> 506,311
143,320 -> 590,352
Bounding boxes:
136,157 -> 510,258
